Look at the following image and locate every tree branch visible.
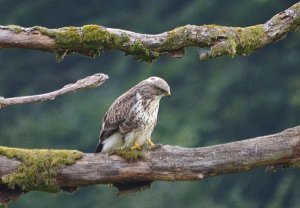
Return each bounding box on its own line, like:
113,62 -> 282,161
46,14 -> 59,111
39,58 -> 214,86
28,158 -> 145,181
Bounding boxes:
0,3 -> 299,62
0,73 -> 108,109
1,125 -> 300,205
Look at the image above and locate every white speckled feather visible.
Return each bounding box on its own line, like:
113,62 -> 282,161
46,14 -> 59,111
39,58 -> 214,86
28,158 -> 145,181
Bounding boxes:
96,77 -> 170,153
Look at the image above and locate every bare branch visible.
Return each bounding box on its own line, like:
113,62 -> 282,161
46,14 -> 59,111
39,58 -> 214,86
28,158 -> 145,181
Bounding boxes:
0,73 -> 109,109
0,3 -> 299,62
1,124 -> 300,204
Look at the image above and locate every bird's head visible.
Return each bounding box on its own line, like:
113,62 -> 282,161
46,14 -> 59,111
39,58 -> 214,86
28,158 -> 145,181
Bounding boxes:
144,76 -> 171,97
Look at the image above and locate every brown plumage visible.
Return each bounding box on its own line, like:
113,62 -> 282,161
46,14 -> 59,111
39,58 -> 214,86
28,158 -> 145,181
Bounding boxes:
95,76 -> 171,153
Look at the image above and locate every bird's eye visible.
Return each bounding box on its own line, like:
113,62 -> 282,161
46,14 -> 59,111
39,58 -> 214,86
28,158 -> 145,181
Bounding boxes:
154,86 -> 163,92
155,87 -> 165,94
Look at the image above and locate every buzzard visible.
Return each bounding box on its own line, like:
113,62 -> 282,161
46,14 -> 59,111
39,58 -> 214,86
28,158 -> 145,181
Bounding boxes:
95,76 -> 171,153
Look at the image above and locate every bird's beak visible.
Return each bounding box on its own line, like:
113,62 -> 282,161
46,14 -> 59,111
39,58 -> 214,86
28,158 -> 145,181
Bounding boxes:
165,91 -> 171,97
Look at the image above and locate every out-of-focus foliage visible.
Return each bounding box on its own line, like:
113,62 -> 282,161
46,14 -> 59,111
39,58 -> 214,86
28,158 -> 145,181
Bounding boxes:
1,0 -> 300,207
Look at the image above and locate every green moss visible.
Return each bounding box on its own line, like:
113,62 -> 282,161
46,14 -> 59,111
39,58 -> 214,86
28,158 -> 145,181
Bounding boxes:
32,24 -> 160,62
228,39 -> 237,57
211,38 -> 238,58
235,25 -> 265,55
32,26 -> 57,38
81,25 -> 104,48
127,39 -> 145,53
112,149 -> 145,162
0,146 -> 83,192
200,24 -> 266,60
55,24 -> 130,51
82,24 -> 130,47
161,26 -> 187,49
55,26 -> 81,48
128,39 -> 160,63
205,24 -> 224,42
80,25 -> 108,57
54,24 -> 131,59
7,25 -> 24,33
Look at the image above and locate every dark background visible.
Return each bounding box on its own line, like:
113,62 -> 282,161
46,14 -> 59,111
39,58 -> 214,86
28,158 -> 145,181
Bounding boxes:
1,0 -> 300,207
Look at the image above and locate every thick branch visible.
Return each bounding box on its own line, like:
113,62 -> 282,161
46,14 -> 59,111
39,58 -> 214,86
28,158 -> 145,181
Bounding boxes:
0,3 -> 299,62
0,73 -> 108,109
0,124 -> 300,205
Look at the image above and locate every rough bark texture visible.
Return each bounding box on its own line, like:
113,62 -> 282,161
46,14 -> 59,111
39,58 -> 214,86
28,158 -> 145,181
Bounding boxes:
0,73 -> 108,109
1,125 -> 300,205
58,126 -> 300,184
0,3 -> 299,62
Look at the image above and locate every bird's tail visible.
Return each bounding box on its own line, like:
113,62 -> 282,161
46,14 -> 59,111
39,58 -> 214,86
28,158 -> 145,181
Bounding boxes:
95,142 -> 103,153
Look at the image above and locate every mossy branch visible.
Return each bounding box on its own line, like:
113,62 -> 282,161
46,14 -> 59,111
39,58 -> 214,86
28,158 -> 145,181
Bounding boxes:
0,3 -> 299,62
0,73 -> 108,109
1,125 -> 300,205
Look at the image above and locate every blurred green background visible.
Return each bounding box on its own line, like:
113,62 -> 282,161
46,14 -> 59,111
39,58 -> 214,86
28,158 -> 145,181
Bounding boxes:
1,0 -> 300,207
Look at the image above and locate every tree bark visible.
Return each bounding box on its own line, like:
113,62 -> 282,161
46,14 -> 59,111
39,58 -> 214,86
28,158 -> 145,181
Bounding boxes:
1,124 -> 300,204
0,3 -> 299,62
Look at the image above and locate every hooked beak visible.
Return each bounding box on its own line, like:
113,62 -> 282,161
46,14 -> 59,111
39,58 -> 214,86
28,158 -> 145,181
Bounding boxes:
165,91 -> 171,97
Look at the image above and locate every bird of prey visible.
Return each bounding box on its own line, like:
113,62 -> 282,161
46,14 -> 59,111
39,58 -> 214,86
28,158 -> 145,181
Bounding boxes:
95,76 -> 171,153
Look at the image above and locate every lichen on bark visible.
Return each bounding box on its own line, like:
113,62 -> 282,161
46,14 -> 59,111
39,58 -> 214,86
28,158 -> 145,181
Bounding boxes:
7,25 -> 24,33
235,25 -> 265,55
33,24 -> 159,62
2,1 -> 299,62
33,24 -> 130,60
0,146 -> 83,192
199,24 -> 266,60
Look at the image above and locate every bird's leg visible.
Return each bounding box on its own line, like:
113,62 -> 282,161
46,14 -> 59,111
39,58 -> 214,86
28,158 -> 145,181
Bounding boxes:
131,141 -> 142,151
147,138 -> 163,150
146,138 -> 155,148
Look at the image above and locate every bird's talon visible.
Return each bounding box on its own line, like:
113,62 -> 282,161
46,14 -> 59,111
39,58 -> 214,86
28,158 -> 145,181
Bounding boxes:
131,146 -> 142,151
131,141 -> 142,150
146,138 -> 155,148
150,143 -> 163,150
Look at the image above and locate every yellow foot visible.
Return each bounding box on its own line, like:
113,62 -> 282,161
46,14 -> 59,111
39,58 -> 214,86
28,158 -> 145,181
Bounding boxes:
131,141 -> 142,151
147,138 -> 155,148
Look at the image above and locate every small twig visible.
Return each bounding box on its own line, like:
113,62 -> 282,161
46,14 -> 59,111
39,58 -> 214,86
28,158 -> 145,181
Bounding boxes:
0,73 -> 109,109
